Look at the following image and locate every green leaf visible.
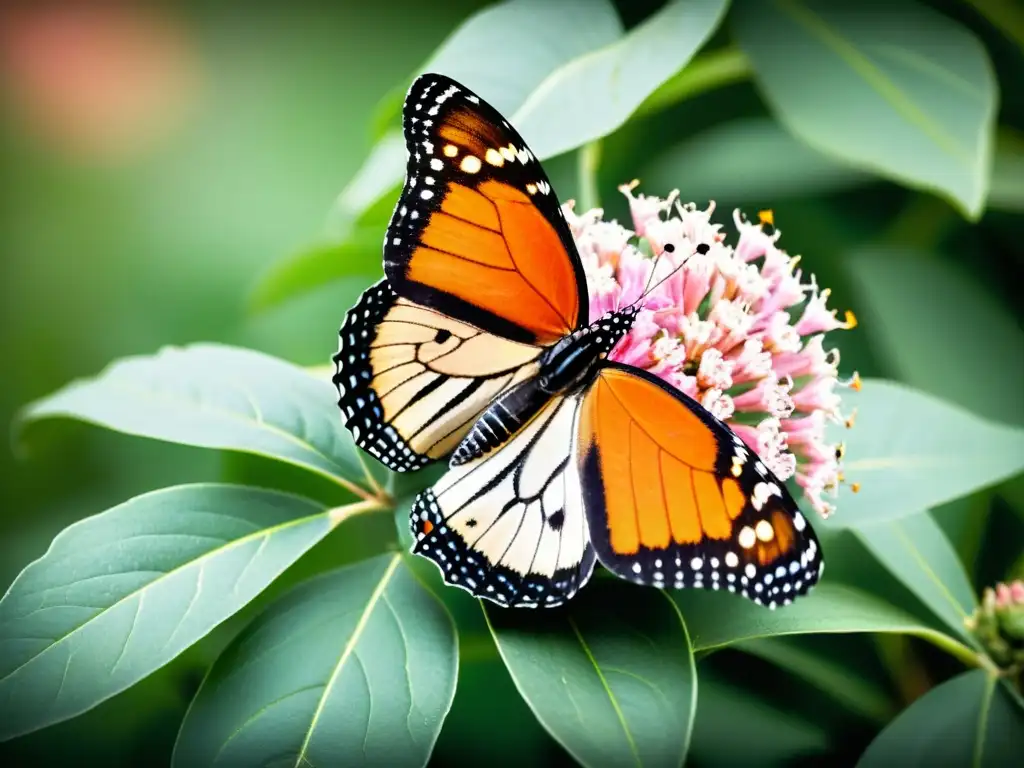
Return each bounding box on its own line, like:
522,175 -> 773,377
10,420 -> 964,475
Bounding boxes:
20,344 -> 373,498
635,47 -> 752,119
845,250 -> 1024,427
689,675 -> 829,766
733,0 -> 997,218
373,0 -> 625,136
0,484 -> 360,741
249,237 -> 383,312
486,581 -> 696,768
506,0 -> 730,161
173,553 -> 457,768
857,670 -> 1024,767
735,637 -> 895,722
326,131 -> 408,238
825,379 -> 1024,527
853,512 -> 978,642
674,582 -> 973,660
990,128 -> 1024,212
250,134 -> 407,311
642,116 -> 870,204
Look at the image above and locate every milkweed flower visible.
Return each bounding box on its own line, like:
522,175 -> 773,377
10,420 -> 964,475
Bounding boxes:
965,580 -> 1024,670
563,183 -> 858,519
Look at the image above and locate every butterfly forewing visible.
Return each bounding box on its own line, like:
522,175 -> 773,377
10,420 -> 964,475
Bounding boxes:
577,364 -> 823,607
385,73 -> 589,345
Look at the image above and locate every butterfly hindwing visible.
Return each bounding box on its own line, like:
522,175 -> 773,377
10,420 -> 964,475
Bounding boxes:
577,364 -> 822,608
410,394 -> 595,608
333,279 -> 542,472
385,73 -> 588,345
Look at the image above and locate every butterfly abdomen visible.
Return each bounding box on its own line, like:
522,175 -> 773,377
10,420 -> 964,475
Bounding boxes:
451,377 -> 549,465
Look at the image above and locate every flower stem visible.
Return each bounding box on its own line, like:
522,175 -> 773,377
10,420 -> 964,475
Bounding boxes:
636,47 -> 752,119
577,140 -> 602,211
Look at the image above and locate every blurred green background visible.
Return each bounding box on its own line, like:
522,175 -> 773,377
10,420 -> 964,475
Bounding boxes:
1,1 -> 1021,765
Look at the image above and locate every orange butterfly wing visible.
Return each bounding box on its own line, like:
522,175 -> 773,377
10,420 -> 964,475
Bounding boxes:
578,365 -> 822,608
384,74 -> 587,345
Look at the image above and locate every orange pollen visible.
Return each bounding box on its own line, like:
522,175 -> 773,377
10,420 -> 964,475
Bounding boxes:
850,372 -> 862,392
845,408 -> 858,429
422,519 -> 434,535
843,309 -> 858,329
851,482 -> 862,493
758,209 -> 774,227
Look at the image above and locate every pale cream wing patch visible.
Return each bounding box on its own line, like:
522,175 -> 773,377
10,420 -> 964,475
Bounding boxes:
334,280 -> 541,471
409,393 -> 596,608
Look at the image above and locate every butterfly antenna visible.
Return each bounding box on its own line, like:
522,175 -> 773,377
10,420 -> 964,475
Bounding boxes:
631,241 -> 704,309
628,242 -> 675,310
639,245 -> 667,298
638,261 -> 685,302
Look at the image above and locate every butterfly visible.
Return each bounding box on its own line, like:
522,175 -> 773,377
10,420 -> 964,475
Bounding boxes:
333,73 -> 822,609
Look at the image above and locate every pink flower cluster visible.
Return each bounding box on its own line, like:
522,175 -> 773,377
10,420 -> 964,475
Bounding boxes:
564,183 -> 859,518
990,581 -> 1024,610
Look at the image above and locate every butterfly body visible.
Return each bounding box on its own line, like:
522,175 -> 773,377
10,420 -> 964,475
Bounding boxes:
537,306 -> 638,394
334,73 -> 823,610
449,306 -> 638,467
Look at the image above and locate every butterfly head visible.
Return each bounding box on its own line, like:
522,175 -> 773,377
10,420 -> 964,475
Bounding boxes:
538,307 -> 638,394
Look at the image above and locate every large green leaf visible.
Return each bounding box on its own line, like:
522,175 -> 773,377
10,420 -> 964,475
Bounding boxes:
853,512 -> 978,643
173,553 -> 457,768
857,670 -> 1024,766
506,0 -> 729,161
486,581 -> 696,768
642,116 -> 870,204
733,0 -> 997,217
326,131 -> 409,239
845,250 -> 1024,427
20,344 -> 372,498
825,379 -> 1024,527
674,582 -> 971,658
392,0 -> 624,124
689,675 -> 829,766
249,142 -> 410,313
0,484 -> 364,741
249,236 -> 383,312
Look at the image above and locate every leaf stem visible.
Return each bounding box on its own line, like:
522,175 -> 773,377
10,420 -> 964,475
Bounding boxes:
327,497 -> 390,527
924,630 -> 986,670
636,47 -> 752,119
576,141 -> 602,211
353,448 -> 390,504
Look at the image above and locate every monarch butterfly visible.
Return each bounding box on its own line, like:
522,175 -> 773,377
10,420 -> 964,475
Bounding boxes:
333,73 -> 822,609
